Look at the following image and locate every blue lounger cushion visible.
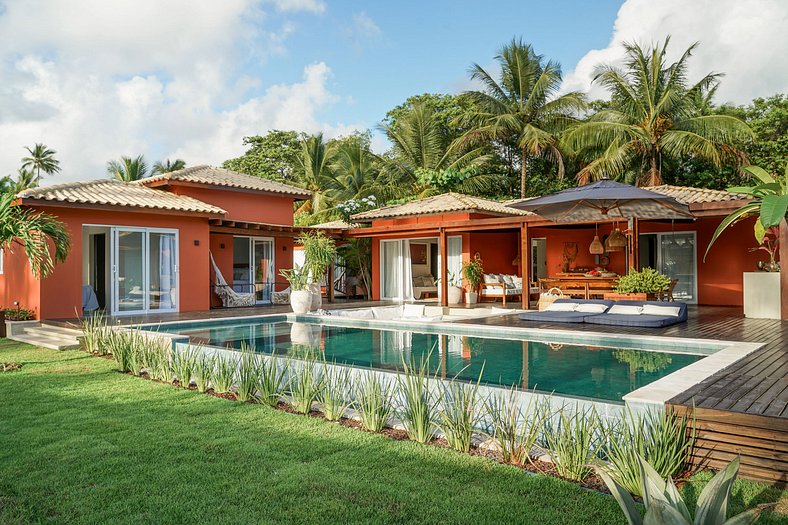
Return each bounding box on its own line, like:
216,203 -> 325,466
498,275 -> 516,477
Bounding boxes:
584,300 -> 688,327
519,298 -> 615,323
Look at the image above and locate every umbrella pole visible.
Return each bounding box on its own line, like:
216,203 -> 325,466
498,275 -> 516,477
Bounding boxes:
627,218 -> 641,271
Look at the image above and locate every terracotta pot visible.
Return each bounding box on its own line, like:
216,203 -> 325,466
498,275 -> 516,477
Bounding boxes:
290,290 -> 313,314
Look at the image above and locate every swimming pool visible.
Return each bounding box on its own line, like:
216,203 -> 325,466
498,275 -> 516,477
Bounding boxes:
143,315 -> 725,404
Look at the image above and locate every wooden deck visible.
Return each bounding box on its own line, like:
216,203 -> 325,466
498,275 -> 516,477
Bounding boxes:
460,305 -> 788,483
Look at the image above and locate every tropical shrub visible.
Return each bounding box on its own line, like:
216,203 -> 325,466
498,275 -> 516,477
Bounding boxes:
288,359 -> 324,414
439,374 -> 483,453
318,364 -> 353,421
298,230 -> 337,281
614,267 -> 671,294
353,372 -> 394,432
3,307 -> 36,321
485,388 -> 551,466
462,258 -> 485,292
257,354 -> 288,407
599,456 -> 775,525
398,355 -> 441,443
543,406 -> 604,481
603,408 -> 695,497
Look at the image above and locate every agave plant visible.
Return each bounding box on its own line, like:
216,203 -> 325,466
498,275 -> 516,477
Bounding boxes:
485,388 -> 551,466
439,372 -> 484,453
397,354 -> 441,444
318,363 -> 353,421
599,456 -> 774,525
257,354 -> 288,407
172,347 -> 198,388
353,371 -> 394,433
212,355 -> 237,394
288,359 -> 324,414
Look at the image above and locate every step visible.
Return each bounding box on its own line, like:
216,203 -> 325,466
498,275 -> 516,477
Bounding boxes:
26,325 -> 83,339
9,333 -> 80,351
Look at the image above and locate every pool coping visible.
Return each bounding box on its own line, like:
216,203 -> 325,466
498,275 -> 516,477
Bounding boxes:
135,310 -> 765,409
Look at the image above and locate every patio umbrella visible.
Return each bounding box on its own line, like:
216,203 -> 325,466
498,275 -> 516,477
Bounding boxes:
509,179 -> 693,223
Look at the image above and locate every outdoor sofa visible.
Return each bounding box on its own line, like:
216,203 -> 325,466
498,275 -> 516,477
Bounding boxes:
518,298 -> 687,327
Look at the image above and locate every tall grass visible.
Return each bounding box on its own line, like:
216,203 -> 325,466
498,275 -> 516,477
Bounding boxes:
235,346 -> 261,402
172,346 -> 198,388
257,354 -> 288,407
398,355 -> 441,443
212,354 -> 237,394
80,312 -> 108,355
318,364 -> 352,421
543,406 -> 604,481
439,373 -> 483,453
105,329 -> 137,373
288,359 -> 324,414
147,343 -> 174,383
353,371 -> 393,432
193,353 -> 214,394
485,388 -> 551,466
602,407 -> 696,496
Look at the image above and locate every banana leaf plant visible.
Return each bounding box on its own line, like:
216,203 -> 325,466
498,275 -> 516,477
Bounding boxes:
597,456 -> 775,525
705,163 -> 788,261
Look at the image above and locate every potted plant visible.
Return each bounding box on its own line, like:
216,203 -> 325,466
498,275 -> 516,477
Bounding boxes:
446,271 -> 463,305
462,259 -> 484,304
3,305 -> 37,338
298,231 -> 337,311
607,267 -> 670,301
279,265 -> 312,314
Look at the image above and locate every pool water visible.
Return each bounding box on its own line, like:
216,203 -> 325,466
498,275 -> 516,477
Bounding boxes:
150,317 -> 708,403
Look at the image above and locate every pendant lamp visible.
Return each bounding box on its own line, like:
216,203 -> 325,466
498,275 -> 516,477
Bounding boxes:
605,223 -> 627,252
589,223 -> 604,254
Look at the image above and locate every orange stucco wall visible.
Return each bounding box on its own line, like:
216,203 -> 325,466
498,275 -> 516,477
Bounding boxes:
0,206 -> 211,319
167,185 -> 295,225
0,247 -> 42,317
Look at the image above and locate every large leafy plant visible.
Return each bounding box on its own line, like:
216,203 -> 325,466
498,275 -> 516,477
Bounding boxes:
706,163 -> 788,260
615,268 -> 671,294
598,456 -> 774,525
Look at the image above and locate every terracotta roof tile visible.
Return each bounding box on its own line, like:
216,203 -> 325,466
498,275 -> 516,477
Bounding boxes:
17,179 -> 226,215
644,185 -> 746,204
139,165 -> 311,198
351,192 -> 529,220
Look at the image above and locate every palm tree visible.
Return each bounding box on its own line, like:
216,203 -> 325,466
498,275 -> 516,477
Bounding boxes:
295,134 -> 335,214
327,140 -> 387,203
457,39 -> 586,198
565,38 -> 754,186
152,158 -> 186,175
107,155 -> 149,182
0,192 -> 70,278
381,101 -> 493,197
21,143 -> 61,186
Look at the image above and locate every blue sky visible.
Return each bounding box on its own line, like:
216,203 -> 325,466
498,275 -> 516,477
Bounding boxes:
0,0 -> 785,182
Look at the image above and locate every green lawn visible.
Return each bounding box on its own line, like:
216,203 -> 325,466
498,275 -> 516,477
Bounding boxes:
0,339 -> 785,525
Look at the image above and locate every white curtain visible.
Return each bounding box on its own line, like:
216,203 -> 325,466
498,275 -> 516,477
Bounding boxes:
381,239 -> 415,301
447,236 -> 462,286
158,234 -> 176,309
401,239 -> 415,302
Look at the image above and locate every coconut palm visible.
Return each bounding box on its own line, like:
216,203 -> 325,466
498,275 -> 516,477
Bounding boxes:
107,155 -> 150,182
565,38 -> 754,186
0,192 -> 70,278
381,101 -> 494,197
21,143 -> 61,186
152,158 -> 186,175
457,39 -> 586,198
295,133 -> 335,214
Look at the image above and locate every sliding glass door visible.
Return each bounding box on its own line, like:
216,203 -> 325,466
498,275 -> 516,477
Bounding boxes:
233,236 -> 275,304
111,227 -> 179,315
639,231 -> 697,303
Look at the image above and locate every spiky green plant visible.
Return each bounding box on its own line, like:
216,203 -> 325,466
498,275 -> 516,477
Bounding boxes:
212,354 -> 237,394
288,359 -> 324,414
235,347 -> 261,402
146,343 -> 174,383
485,388 -> 551,466
318,364 -> 353,421
80,312 -> 108,355
353,371 -> 394,432
172,346 -> 198,388
543,406 -> 604,481
397,354 -> 441,443
599,456 -> 775,525
603,408 -> 695,497
193,354 -> 213,394
257,354 -> 288,407
105,330 -> 133,372
438,372 -> 484,453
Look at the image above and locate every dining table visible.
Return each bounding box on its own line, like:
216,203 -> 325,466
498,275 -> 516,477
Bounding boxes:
539,273 -> 620,299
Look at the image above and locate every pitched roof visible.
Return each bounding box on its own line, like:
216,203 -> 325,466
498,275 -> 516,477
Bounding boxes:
351,192 -> 529,221
644,185 -> 747,204
309,220 -> 357,230
139,165 -> 311,198
17,179 -> 226,216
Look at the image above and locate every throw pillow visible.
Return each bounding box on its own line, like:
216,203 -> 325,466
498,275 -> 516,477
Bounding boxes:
608,305 -> 643,315
641,304 -> 681,317
545,302 -> 579,312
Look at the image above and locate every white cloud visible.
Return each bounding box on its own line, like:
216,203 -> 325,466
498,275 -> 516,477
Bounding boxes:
561,0 -> 788,104
345,11 -> 383,52
0,0 -> 360,183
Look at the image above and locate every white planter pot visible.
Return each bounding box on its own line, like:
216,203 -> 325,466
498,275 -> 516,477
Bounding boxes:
465,291 -> 478,304
448,286 -> 463,305
743,272 -> 781,319
290,290 -> 313,314
308,282 -> 322,311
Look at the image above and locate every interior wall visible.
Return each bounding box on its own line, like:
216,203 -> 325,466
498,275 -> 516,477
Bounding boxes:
469,232 -> 519,277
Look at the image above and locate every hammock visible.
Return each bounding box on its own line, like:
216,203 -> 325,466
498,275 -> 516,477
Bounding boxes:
209,252 -> 256,308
